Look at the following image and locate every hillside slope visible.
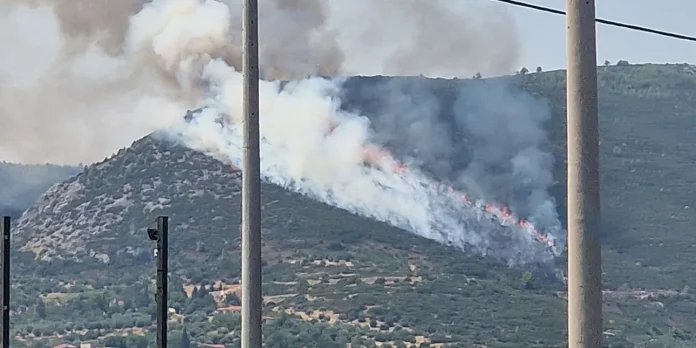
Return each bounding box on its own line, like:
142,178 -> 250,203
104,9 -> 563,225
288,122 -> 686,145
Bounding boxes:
11,135 -> 693,348
8,63 -> 696,347
526,63 -> 696,290
10,135 -> 571,347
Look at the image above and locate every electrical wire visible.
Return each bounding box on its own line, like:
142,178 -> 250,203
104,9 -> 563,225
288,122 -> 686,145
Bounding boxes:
492,0 -> 696,42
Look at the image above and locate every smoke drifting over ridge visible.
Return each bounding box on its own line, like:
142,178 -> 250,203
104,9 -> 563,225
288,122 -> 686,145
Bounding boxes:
342,77 -> 560,246
0,0 -> 564,264
330,0 -> 520,77
0,0 -> 520,164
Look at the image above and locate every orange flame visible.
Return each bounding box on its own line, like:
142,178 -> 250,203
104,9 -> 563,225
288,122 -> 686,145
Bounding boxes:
501,206 -> 510,218
362,145 -> 385,164
358,144 -> 556,250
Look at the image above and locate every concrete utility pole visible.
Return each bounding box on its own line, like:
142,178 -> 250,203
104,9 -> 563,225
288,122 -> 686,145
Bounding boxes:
1,216 -> 9,348
566,0 -> 603,347
241,0 -> 262,347
147,216 -> 169,348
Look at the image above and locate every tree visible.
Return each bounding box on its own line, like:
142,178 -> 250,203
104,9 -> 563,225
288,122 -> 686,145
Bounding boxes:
184,292 -> 217,314
125,334 -> 149,348
197,286 -> 209,298
36,300 -> 46,319
181,327 -> 192,348
104,336 -> 127,348
297,280 -> 310,293
604,60 -> 611,66
96,292 -> 108,313
519,67 -> 529,75
225,293 -> 241,306
473,72 -> 483,79
135,282 -> 150,308
617,60 -> 630,66
521,271 -> 535,290
536,66 -> 542,73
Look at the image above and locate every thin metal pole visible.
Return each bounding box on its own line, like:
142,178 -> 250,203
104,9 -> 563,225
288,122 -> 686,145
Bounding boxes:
0,217 -> 9,348
156,216 -> 169,348
241,0 -> 262,347
566,0 -> 603,347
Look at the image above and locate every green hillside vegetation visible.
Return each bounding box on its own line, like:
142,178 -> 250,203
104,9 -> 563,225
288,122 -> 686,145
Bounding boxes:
527,63 -> 696,290
6,63 -> 696,348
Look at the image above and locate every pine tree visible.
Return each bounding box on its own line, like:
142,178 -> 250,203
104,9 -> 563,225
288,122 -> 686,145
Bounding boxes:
136,282 -> 150,307
181,327 -> 191,348
36,300 -> 46,319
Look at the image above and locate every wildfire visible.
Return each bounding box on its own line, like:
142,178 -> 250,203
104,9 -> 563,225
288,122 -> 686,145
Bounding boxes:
362,144 -> 385,163
232,120 -> 559,254
359,144 -> 558,252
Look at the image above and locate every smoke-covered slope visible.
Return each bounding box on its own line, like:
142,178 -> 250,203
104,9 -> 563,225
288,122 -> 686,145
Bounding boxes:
8,66 -> 696,347
13,74 -> 564,266
12,65 -> 696,285
11,130 -> 555,269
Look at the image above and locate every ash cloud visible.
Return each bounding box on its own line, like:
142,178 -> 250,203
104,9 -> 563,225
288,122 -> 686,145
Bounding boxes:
452,79 -> 560,236
0,0 -> 567,264
328,0 -> 520,78
343,76 -> 562,245
341,77 -> 456,176
0,0 -> 519,165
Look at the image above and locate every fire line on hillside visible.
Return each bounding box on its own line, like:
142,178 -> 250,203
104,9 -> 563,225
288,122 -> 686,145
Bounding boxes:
183,108 -> 562,258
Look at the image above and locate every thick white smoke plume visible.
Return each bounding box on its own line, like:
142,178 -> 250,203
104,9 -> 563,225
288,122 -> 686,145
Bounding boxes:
173,73 -> 563,264
0,0 -> 564,264
0,0 -> 519,164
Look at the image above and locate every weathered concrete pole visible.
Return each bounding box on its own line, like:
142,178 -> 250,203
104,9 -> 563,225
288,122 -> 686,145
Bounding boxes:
566,0 -> 603,347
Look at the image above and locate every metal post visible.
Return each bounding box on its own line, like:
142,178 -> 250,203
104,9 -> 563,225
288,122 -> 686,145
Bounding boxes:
0,217 -> 9,348
148,216 -> 169,348
157,216 -> 168,348
241,0 -> 262,347
566,0 -> 603,347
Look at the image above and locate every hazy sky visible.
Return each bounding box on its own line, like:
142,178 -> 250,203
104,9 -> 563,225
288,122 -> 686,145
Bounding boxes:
485,0 -> 696,71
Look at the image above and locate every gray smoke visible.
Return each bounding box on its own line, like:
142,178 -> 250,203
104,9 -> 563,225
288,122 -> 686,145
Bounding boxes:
344,76 -> 562,245
0,0 -> 566,263
453,79 -> 560,235
329,0 -> 520,77
345,77 -> 455,174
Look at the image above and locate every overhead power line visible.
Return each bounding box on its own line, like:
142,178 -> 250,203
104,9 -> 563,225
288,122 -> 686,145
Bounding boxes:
493,0 -> 696,42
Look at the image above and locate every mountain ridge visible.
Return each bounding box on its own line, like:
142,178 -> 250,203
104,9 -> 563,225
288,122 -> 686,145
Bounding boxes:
5,64 -> 696,347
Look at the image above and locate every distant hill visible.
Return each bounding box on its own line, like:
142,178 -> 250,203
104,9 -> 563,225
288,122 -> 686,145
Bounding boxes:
0,204 -> 23,220
0,162 -> 79,217
7,63 -> 696,348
